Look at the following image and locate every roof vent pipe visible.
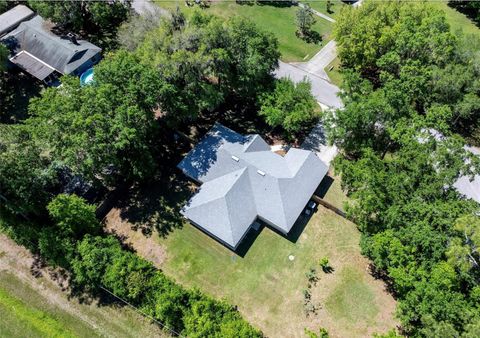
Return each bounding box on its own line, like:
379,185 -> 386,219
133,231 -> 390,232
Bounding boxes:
257,170 -> 266,176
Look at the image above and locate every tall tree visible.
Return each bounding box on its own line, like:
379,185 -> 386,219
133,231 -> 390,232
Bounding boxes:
296,5 -> 316,40
27,0 -> 131,33
27,51 -> 169,186
259,78 -> 318,137
136,10 -> 279,125
0,124 -> 59,216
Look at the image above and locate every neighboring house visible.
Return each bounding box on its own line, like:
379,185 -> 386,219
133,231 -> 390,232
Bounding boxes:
178,123 -> 329,250
420,129 -> 480,204
0,5 -> 101,85
453,145 -> 480,204
0,5 -> 35,38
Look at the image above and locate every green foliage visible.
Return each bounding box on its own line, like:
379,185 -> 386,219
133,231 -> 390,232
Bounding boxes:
446,214 -> 480,275
0,125 -> 59,216
27,0 -> 130,32
304,327 -> 329,338
259,78 -> 318,137
331,2 -> 480,335
0,44 -> 7,72
296,5 -> 316,39
330,1 -> 480,153
47,194 -> 99,238
136,10 -> 279,124
319,257 -> 329,268
0,1 -> 7,13
305,267 -> 318,284
0,44 -> 15,123
71,235 -> 262,337
27,51 -> 167,186
39,194 -> 101,267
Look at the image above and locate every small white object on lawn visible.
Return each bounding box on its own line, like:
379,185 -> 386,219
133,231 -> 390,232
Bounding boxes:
288,255 -> 295,261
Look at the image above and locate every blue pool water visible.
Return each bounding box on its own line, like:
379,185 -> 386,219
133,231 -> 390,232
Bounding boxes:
80,68 -> 94,86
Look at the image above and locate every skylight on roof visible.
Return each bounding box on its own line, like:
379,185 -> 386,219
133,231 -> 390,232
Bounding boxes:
257,170 -> 266,176
231,155 -> 239,162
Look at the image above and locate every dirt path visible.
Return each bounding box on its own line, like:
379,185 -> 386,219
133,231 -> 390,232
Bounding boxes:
105,208 -> 167,267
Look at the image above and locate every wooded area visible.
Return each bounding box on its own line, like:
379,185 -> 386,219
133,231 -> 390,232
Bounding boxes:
329,2 -> 480,337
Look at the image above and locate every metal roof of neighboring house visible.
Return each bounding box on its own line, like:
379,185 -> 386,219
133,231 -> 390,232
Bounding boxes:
178,123 -> 329,249
420,129 -> 480,204
0,5 -> 35,37
2,15 -> 101,76
9,50 -> 55,80
453,146 -> 480,204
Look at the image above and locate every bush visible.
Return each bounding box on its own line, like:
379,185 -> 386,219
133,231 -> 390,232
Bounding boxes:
71,234 -> 262,336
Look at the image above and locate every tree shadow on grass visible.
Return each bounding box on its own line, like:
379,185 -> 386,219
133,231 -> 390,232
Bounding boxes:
115,172 -> 193,238
321,265 -> 334,274
368,263 -> 398,299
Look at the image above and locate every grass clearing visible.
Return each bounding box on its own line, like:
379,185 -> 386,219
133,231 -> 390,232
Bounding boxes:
325,56 -> 343,87
157,1 -> 333,62
0,283 -> 76,338
303,0 -> 347,20
106,177 -> 397,337
429,0 -> 480,38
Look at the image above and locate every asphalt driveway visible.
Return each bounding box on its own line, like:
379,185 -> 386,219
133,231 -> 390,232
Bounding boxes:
274,61 -> 343,110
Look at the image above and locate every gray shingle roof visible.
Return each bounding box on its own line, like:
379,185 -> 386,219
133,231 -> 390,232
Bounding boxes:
178,123 -> 329,249
0,5 -> 34,37
2,15 -> 101,77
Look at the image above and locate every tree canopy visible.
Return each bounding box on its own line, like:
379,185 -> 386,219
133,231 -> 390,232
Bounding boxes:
27,0 -> 131,32
331,2 -> 480,336
27,51 -> 169,186
135,10 -> 279,124
259,78 -> 318,137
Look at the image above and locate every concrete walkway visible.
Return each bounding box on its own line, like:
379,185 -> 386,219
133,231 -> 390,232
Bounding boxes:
298,3 -> 336,23
274,61 -> 343,109
301,122 -> 338,166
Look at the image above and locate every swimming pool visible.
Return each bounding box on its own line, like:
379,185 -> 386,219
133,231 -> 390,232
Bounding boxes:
80,68 -> 94,86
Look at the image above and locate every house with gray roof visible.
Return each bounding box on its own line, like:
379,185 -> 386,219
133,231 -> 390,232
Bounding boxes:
178,123 -> 329,250
1,5 -> 101,84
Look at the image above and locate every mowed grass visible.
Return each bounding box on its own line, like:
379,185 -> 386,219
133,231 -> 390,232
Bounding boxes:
0,284 -> 76,338
0,270 -> 167,338
429,0 -> 480,38
153,179 -> 397,337
158,1 -> 333,62
303,0 -> 347,20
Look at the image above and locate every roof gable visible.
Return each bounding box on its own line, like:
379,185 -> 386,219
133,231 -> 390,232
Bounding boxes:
178,123 -> 329,248
2,15 -> 101,75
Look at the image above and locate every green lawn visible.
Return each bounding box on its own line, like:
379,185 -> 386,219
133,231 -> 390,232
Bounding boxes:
148,178 -> 397,337
0,284 -> 76,338
0,268 -> 167,338
429,0 -> 480,38
157,1 -> 333,62
303,0 -> 347,20
325,56 -> 343,87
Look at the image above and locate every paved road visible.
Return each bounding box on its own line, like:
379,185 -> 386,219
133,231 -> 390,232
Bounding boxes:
274,61 -> 343,110
291,40 -> 337,80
